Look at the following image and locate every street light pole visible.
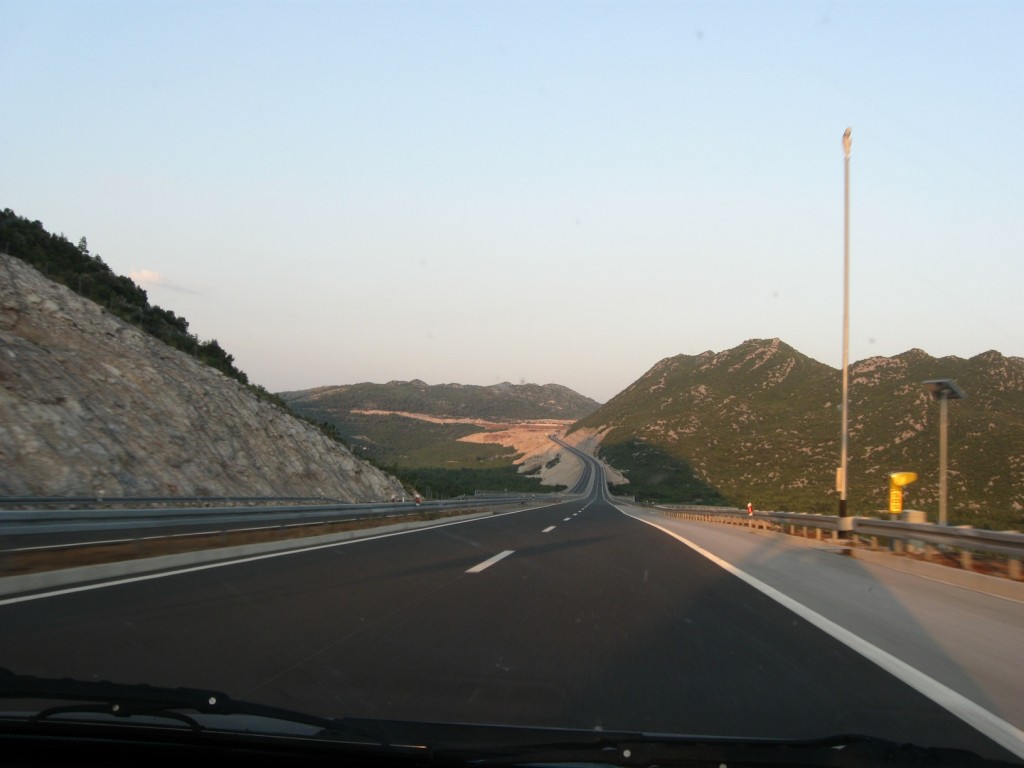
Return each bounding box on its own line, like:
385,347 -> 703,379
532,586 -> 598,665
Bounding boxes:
938,391 -> 949,526
923,379 -> 965,526
839,127 -> 852,520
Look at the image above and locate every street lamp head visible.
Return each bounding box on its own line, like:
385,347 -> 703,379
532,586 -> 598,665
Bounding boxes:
923,379 -> 966,401
842,127 -> 852,159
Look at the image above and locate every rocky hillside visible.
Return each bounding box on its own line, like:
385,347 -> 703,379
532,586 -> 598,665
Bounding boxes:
0,253 -> 405,501
572,338 -> 1024,529
281,380 -> 600,422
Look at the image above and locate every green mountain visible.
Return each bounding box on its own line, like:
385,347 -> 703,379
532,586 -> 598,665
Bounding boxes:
281,380 -> 600,422
570,338 -> 1024,530
279,381 -> 600,496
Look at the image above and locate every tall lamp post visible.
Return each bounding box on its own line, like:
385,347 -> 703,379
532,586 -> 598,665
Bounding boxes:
838,127 -> 852,522
923,379 -> 966,525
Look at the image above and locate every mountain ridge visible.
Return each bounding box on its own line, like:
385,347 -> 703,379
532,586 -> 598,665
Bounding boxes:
280,380 -> 600,423
278,380 -> 599,496
572,338 -> 1023,529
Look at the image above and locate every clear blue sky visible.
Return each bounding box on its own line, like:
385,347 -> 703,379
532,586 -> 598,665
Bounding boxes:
3,1 -> 1021,403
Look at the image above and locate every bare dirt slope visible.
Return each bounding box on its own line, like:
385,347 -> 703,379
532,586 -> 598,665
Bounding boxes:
352,408 -> 626,489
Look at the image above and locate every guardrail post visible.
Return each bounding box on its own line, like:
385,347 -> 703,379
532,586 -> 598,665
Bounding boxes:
960,549 -> 973,571
1010,558 -> 1022,581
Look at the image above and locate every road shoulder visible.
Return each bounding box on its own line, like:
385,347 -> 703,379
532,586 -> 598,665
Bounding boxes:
614,503 -> 1024,739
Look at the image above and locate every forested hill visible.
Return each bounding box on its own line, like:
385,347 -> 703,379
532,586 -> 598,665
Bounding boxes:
571,338 -> 1024,529
281,380 -> 601,422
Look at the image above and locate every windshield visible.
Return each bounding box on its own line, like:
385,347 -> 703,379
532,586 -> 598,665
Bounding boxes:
2,1 -> 1023,766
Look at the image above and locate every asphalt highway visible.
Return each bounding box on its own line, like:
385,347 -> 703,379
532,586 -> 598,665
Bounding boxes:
0,457 -> 1019,762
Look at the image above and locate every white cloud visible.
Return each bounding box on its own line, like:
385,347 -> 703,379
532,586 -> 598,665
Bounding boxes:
130,269 -> 193,293
130,268 -> 166,286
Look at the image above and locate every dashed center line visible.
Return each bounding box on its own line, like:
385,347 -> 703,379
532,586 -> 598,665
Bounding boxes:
465,550 -> 515,573
542,526 -> 556,533
563,517 -> 571,522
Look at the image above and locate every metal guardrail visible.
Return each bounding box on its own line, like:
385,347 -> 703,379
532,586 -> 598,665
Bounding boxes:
0,494 -> 552,539
854,517 -> 1024,560
0,495 -> 348,509
654,504 -> 1024,581
472,490 -> 571,499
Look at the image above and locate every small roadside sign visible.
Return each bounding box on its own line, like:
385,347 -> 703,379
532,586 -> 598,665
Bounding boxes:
889,488 -> 903,513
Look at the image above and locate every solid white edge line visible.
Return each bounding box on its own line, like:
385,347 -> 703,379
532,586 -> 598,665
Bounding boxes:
622,510 -> 1024,760
465,550 -> 515,574
8,538 -> 133,552
0,504 -> 558,607
141,530 -> 213,540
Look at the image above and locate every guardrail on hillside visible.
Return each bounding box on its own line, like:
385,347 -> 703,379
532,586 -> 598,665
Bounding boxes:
654,504 -> 1024,581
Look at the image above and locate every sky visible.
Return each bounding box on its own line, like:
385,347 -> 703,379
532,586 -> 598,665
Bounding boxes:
3,1 -> 1022,403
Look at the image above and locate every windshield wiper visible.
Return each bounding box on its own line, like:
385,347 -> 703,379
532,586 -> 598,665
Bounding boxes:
430,729 -> 1020,767
0,668 -> 383,744
2,672 -> 1017,766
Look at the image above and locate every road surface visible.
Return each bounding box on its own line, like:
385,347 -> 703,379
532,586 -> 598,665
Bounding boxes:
1,452 -> 1020,762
